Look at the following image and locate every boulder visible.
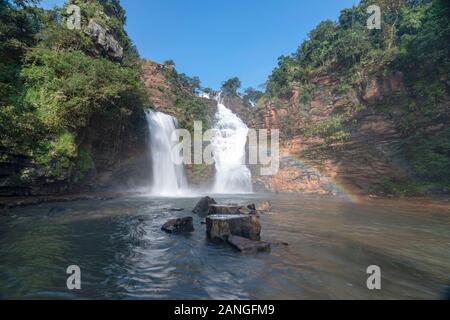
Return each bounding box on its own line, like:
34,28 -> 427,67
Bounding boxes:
206,214 -> 261,241
161,217 -> 194,233
207,204 -> 242,216
255,201 -> 272,212
86,19 -> 123,61
227,235 -> 271,254
192,196 -> 217,216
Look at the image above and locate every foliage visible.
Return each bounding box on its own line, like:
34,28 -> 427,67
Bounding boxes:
221,77 -> 241,96
166,68 -> 202,94
303,115 -> 351,145
0,0 -> 147,186
243,87 -> 263,106
401,128 -> 450,183
21,47 -> 145,132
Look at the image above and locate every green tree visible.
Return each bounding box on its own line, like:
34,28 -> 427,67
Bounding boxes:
221,77 -> 241,96
243,87 -> 263,105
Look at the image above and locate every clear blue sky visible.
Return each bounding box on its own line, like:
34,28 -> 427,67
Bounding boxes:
40,0 -> 359,90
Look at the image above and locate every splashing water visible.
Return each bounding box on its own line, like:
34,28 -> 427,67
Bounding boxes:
146,110 -> 188,197
211,96 -> 252,194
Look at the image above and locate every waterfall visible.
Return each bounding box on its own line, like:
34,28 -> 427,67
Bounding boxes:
145,110 -> 188,197
211,95 -> 252,194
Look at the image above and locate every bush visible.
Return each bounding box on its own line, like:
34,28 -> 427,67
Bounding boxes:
303,115 -> 350,145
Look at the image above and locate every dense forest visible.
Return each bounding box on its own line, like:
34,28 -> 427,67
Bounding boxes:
0,0 -> 151,191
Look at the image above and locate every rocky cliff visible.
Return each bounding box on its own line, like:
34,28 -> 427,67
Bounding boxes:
140,60 -> 217,187
249,70 -> 449,196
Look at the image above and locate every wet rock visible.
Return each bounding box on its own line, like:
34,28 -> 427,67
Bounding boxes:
192,196 -> 217,216
207,204 -> 242,216
48,206 -> 66,216
227,235 -> 271,254
161,217 -> 194,234
237,206 -> 257,215
271,241 -> 289,247
255,201 -> 272,212
206,214 -> 261,241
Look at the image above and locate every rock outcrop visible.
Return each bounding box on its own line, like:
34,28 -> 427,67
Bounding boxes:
206,214 -> 262,241
86,19 -> 123,61
249,72 -> 413,195
162,217 -> 194,234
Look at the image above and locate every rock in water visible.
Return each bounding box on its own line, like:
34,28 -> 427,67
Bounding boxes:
192,197 -> 217,216
207,204 -> 242,215
162,217 -> 194,233
206,215 -> 261,241
48,206 -> 66,217
255,201 -> 272,212
228,235 -> 271,254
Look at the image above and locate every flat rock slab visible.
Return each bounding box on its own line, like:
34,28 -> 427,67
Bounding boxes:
162,217 -> 194,233
208,204 -> 242,215
228,235 -> 271,254
192,196 -> 217,216
206,214 -> 261,241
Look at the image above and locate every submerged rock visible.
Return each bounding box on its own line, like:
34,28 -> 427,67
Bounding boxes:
206,214 -> 261,241
161,217 -> 194,234
192,196 -> 217,216
48,206 -> 66,217
227,235 -> 271,254
237,206 -> 257,215
207,204 -> 242,216
255,201 -> 272,213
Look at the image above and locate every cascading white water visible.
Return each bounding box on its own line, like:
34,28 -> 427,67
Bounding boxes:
146,110 -> 188,197
211,95 -> 252,194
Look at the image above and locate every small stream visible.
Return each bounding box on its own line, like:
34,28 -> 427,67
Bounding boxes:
0,194 -> 449,300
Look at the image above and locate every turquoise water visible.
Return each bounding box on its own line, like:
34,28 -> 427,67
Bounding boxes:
0,194 -> 449,299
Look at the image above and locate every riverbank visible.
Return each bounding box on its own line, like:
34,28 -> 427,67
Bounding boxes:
0,192 -> 137,214
1,191 -> 449,216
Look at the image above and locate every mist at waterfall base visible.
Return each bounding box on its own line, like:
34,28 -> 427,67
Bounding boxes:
145,98 -> 252,197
